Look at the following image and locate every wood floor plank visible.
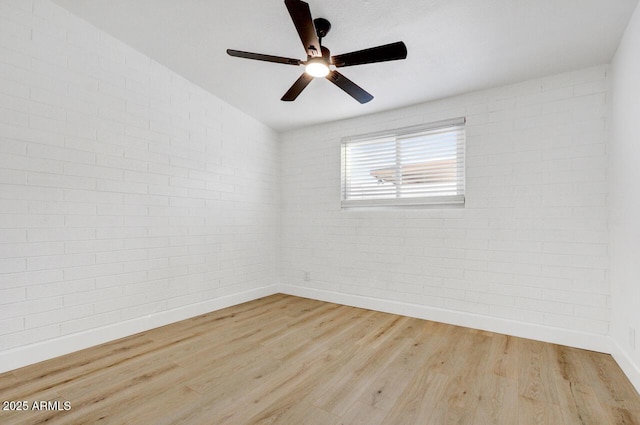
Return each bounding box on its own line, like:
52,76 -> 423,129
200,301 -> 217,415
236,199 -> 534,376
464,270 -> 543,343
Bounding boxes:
473,375 -> 518,425
264,401 -> 340,425
215,348 -> 344,424
312,336 -> 414,416
487,333 -> 519,379
55,358 -> 187,423
262,304 -> 349,356
1,294 -> 639,425
379,369 -> 450,425
352,321 -> 446,415
428,331 -> 493,425
3,335 -> 160,400
519,338 -> 563,405
0,388 -> 65,425
338,401 -> 389,425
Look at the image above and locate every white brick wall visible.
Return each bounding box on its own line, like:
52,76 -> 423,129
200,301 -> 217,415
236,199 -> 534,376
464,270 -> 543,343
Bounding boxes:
0,0 -> 279,352
280,65 -> 610,336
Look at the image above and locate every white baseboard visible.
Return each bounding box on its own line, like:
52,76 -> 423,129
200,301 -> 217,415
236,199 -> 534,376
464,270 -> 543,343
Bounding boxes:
280,285 -> 612,354
610,339 -> 640,394
0,285 -> 279,374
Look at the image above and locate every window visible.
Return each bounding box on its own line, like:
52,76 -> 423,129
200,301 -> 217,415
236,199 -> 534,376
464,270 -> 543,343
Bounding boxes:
341,117 -> 465,207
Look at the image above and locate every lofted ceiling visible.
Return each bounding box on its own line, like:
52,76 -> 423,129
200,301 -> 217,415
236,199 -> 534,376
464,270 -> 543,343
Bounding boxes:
51,0 -> 639,132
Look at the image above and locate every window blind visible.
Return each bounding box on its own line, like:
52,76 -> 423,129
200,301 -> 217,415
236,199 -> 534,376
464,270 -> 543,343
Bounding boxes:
341,117 -> 465,207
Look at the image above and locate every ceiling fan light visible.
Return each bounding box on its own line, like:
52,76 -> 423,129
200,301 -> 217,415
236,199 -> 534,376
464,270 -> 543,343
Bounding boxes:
305,59 -> 330,78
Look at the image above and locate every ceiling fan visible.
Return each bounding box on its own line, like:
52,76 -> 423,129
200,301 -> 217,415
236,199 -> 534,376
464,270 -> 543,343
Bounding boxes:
226,0 -> 407,104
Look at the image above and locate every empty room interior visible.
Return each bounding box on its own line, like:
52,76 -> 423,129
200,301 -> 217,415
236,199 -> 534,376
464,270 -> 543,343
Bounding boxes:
2,0 -> 640,423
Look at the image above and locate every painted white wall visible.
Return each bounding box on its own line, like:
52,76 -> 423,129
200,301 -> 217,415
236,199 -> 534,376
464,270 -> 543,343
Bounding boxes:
280,66 -> 611,352
609,1 -> 640,391
0,0 -> 279,372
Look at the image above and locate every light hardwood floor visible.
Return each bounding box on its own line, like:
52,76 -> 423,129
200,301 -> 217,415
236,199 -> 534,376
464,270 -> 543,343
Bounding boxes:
1,294 -> 639,424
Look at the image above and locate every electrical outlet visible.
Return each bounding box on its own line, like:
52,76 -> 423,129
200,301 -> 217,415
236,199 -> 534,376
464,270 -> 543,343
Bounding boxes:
304,271 -> 310,282
630,328 -> 636,349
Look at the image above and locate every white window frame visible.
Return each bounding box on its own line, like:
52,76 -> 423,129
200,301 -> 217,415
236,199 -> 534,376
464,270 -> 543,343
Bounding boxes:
341,117 -> 465,208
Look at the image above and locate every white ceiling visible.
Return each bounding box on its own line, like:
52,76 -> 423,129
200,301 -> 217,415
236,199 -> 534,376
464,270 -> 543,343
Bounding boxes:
51,0 -> 638,132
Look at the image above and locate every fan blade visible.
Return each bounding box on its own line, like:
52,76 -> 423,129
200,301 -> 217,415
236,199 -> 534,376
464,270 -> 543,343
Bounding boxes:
332,41 -> 407,68
227,49 -> 302,66
326,71 -> 373,104
281,73 -> 314,101
284,0 -> 322,58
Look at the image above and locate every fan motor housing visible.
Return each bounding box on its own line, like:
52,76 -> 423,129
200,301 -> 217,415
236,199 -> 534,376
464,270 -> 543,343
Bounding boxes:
314,18 -> 331,39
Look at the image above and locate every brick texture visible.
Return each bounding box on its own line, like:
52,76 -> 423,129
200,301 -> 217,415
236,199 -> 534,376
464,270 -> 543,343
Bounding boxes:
0,0 -> 279,350
280,65 -> 610,335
